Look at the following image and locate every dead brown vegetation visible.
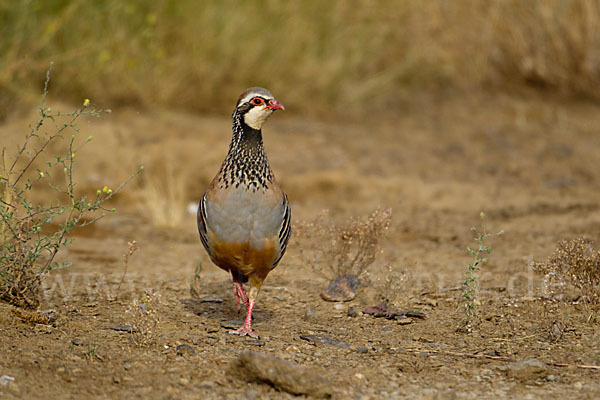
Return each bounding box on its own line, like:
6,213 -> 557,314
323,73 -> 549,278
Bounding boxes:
535,237 -> 600,305
295,208 -> 392,280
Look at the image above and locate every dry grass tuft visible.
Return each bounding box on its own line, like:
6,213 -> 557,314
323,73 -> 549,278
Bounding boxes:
125,292 -> 160,347
375,266 -> 412,308
296,208 -> 392,280
534,237 -> 600,305
139,158 -> 187,228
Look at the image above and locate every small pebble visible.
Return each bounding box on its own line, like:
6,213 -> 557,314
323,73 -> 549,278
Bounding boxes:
104,325 -> 135,332
71,338 -> 82,346
220,320 -> 244,329
244,339 -> 265,347
176,344 -> 196,356
244,390 -> 258,400
347,307 -> 358,317
356,346 -> 368,354
198,380 -> 214,389
199,297 -> 223,303
304,307 -> 317,321
299,334 -> 349,349
397,318 -> 412,325
321,275 -> 360,302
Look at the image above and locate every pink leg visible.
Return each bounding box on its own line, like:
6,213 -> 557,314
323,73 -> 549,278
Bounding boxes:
231,275 -> 249,311
233,282 -> 241,310
228,298 -> 258,338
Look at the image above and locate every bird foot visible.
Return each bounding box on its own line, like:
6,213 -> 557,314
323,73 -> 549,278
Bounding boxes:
228,325 -> 259,339
233,281 -> 249,312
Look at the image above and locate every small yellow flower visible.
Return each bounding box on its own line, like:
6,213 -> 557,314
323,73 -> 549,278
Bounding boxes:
39,171 -> 44,177
83,98 -> 90,107
36,226 -> 41,232
97,189 -> 101,195
107,189 -> 112,195
480,212 -> 485,218
63,167 -> 68,173
102,186 -> 108,193
87,136 -> 93,141
71,153 -> 76,158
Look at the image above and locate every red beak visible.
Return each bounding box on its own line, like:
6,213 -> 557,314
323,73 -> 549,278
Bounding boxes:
267,99 -> 285,111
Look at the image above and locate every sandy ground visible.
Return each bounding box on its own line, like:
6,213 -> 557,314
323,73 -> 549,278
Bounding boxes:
1,92 -> 600,399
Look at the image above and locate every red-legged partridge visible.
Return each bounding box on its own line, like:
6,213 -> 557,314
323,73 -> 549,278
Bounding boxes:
197,87 -> 291,338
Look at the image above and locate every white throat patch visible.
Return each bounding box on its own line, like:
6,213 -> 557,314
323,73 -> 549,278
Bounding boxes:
243,106 -> 273,130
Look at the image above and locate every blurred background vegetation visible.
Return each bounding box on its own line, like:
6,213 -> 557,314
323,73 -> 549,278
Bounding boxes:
1,0 -> 599,120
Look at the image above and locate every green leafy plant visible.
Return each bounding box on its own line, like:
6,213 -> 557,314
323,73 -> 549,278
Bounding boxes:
0,65 -> 142,309
462,212 -> 503,329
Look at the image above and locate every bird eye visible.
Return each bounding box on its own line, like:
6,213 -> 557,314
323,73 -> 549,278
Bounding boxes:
252,97 -> 263,105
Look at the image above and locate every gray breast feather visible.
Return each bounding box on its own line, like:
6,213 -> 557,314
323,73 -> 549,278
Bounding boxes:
204,189 -> 287,251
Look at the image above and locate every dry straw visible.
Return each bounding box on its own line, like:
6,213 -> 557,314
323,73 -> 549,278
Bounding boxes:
535,237 -> 600,306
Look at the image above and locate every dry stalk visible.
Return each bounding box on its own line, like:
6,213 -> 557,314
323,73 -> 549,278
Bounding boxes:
126,292 -> 160,347
114,240 -> 139,301
534,237 -> 600,306
296,208 -> 392,280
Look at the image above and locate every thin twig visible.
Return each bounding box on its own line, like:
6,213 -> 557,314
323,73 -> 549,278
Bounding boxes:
403,347 -> 514,361
115,241 -> 139,301
490,334 -> 539,342
545,361 -> 600,370
402,347 -> 600,370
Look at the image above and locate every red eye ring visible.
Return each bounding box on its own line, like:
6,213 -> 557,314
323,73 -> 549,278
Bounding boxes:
251,97 -> 264,106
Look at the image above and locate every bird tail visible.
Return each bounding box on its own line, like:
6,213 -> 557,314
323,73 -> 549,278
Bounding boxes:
231,269 -> 248,284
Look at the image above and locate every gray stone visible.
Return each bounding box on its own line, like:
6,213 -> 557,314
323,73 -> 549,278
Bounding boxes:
230,351 -> 332,398
505,359 -> 548,382
299,334 -> 349,349
104,325 -> 135,332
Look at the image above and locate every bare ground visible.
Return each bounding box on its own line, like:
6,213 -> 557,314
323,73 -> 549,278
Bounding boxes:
1,92 -> 600,399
